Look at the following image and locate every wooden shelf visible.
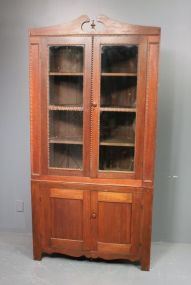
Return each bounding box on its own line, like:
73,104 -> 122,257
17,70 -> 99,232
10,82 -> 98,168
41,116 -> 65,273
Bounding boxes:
100,139 -> 134,147
49,105 -> 83,111
99,169 -> 133,173
49,137 -> 83,145
101,72 -> 137,77
49,72 -> 83,76
100,107 -> 136,112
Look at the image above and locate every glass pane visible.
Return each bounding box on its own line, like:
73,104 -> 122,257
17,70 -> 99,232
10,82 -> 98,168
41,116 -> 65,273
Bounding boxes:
49,76 -> 83,107
49,144 -> 82,169
99,45 -> 138,172
99,146 -> 134,171
49,110 -> 83,169
50,46 -> 83,73
100,112 -> 136,145
48,45 -> 84,170
49,111 -> 83,142
101,45 -> 138,73
101,76 -> 137,108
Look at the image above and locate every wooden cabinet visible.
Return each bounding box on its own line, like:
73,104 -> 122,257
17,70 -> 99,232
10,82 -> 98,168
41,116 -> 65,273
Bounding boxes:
29,15 -> 160,271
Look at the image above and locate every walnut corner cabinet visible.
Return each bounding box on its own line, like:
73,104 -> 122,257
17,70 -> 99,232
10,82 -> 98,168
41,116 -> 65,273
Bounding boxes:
29,15 -> 160,271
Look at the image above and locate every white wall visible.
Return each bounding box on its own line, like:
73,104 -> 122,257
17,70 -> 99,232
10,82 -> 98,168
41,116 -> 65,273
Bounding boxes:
0,0 -> 191,242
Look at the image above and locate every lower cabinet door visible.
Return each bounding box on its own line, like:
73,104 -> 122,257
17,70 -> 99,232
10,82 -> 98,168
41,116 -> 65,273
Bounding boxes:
44,187 -> 91,256
91,191 -> 142,258
40,185 -> 142,259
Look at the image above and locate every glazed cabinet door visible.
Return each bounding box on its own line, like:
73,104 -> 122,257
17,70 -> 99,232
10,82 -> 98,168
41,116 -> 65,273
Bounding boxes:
91,191 -> 142,258
40,37 -> 91,177
91,36 -> 147,179
41,186 -> 91,256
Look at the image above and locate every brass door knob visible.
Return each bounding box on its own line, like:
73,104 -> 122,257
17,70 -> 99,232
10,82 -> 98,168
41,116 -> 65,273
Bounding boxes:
91,212 -> 97,219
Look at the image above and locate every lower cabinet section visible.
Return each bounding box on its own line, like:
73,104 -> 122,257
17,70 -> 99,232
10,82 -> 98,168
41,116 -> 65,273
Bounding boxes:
32,181 -> 152,270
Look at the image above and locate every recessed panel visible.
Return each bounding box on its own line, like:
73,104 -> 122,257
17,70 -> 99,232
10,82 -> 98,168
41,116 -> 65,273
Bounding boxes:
98,202 -> 132,244
51,198 -> 83,240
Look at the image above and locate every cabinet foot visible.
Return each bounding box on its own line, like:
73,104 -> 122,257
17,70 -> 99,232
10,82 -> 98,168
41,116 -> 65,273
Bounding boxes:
33,249 -> 42,261
140,260 -> 150,271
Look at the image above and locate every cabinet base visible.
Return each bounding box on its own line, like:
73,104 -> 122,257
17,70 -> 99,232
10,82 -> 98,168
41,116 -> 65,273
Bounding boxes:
33,248 -> 149,270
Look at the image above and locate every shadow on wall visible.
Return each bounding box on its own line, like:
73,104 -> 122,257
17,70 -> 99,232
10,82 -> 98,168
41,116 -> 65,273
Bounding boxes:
153,47 -> 184,242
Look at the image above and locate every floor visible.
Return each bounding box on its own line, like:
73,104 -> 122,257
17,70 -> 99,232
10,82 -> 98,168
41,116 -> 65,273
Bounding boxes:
0,232 -> 191,285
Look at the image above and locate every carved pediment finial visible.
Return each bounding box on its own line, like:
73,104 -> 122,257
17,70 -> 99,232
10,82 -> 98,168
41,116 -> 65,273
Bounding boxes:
90,20 -> 96,30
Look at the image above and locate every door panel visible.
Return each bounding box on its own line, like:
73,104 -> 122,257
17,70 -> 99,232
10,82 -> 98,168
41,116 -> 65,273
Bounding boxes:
91,36 -> 147,179
98,202 -> 131,244
92,191 -> 142,257
41,37 -> 91,177
50,196 -> 83,240
50,189 -> 84,251
42,186 -> 91,255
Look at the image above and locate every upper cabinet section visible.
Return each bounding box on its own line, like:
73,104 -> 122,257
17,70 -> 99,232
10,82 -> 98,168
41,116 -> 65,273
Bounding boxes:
29,15 -> 160,37
29,16 -> 160,180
